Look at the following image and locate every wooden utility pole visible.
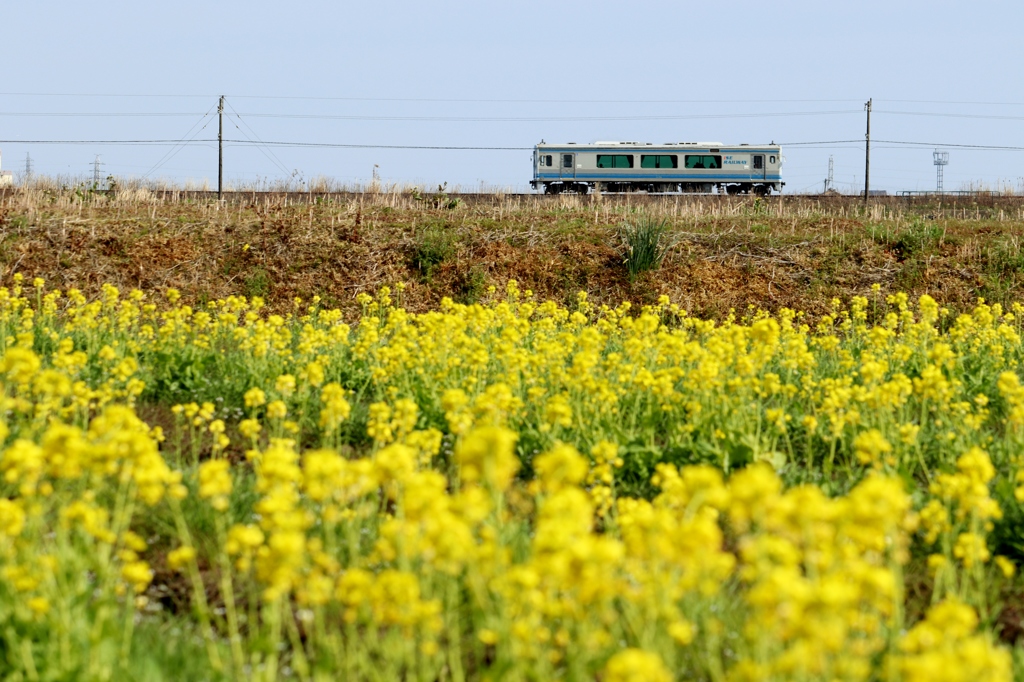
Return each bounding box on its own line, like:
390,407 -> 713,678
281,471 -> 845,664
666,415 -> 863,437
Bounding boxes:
863,98 -> 872,202
218,95 -> 224,200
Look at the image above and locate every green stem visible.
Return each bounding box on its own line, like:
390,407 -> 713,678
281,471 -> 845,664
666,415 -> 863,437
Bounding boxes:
119,589 -> 137,669
170,497 -> 224,672
264,598 -> 282,682
446,578 -> 465,682
216,515 -> 245,675
284,605 -> 312,682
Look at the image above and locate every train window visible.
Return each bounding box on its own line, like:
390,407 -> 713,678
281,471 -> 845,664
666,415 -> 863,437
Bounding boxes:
684,155 -> 722,169
769,155 -> 776,164
640,155 -> 678,169
562,154 -> 573,168
596,154 -> 634,169
753,156 -> 764,170
540,155 -> 553,167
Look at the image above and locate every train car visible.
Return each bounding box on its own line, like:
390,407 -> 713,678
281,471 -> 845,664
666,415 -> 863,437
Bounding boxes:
531,141 -> 783,195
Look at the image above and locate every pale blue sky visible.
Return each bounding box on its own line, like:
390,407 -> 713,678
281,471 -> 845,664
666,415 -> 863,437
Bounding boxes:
3,0 -> 1023,193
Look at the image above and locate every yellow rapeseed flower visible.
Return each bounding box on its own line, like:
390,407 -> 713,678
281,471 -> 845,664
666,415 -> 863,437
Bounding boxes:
602,649 -> 672,682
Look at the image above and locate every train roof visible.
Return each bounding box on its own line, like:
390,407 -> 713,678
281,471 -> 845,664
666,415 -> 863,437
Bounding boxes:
535,141 -> 780,150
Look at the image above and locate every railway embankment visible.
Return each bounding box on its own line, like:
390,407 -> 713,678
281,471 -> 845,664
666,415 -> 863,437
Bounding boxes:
2,188 -> 1024,319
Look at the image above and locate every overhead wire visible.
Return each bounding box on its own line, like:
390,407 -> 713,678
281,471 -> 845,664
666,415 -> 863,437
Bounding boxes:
5,106 -> 1024,125
224,141 -> 531,150
237,110 -> 863,123
227,115 -> 291,176
775,140 -> 1024,151
8,93 -> 1024,106
877,110 -> 1024,121
224,100 -> 292,176
225,96 -> 868,104
2,138 -> 1022,152
880,99 -> 1024,107
0,92 -> 868,104
0,93 -> 217,99
0,112 -> 206,117
776,140 -> 862,146
142,105 -> 217,179
0,109 -> 864,122
874,140 -> 1024,151
0,139 -> 217,145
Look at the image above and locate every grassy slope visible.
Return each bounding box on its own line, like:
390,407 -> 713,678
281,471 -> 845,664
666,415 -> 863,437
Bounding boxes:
2,189 -> 1024,318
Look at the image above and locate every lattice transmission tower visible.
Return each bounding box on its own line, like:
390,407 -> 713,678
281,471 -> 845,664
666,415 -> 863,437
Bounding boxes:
933,150 -> 949,193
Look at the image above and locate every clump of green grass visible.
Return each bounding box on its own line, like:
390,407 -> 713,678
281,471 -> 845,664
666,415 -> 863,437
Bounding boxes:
243,267 -> 270,298
620,216 -> 672,280
412,222 -> 459,280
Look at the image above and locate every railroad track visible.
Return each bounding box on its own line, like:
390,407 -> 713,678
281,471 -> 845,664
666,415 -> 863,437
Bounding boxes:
3,187 -> 1022,207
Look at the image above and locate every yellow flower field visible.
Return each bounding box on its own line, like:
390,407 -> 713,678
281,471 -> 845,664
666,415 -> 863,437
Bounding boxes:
0,273 -> 1022,680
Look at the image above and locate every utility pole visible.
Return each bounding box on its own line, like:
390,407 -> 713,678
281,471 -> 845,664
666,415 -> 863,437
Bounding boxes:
92,155 -> 103,187
823,155 -> 834,194
24,153 -> 33,181
863,98 -> 872,202
218,95 -> 224,200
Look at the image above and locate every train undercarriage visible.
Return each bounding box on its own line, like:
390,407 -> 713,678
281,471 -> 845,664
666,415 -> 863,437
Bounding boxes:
540,181 -> 776,196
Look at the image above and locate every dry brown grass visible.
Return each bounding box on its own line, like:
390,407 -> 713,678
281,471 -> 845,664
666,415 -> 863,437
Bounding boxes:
2,187 -> 1024,319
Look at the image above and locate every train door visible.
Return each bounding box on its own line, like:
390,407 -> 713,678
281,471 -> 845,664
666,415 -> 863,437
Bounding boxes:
560,153 -> 576,180
752,154 -> 765,180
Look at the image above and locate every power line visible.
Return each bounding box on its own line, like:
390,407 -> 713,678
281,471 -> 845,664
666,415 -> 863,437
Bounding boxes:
8,92 -> 1024,106
777,139 -> 1024,151
6,108 -> 1024,124
231,97 -> 1024,106
7,92 -> 1024,109
227,97 -> 866,105
3,137 -> 1023,153
0,93 -> 216,99
875,139 -> 1024,151
878,110 -> 1024,121
0,109 -> 863,122
0,112 -> 207,117
777,140 -> 862,146
237,110 -> 863,123
233,139 -> 1024,152
881,99 -> 1024,107
0,138 -> 528,150
224,100 -> 291,176
0,139 -> 217,145
142,105 -> 217,179
227,141 -> 533,150
0,92 -> 868,104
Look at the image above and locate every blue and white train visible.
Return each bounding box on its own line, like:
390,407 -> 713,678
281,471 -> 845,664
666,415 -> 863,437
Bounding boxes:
531,141 -> 783,195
